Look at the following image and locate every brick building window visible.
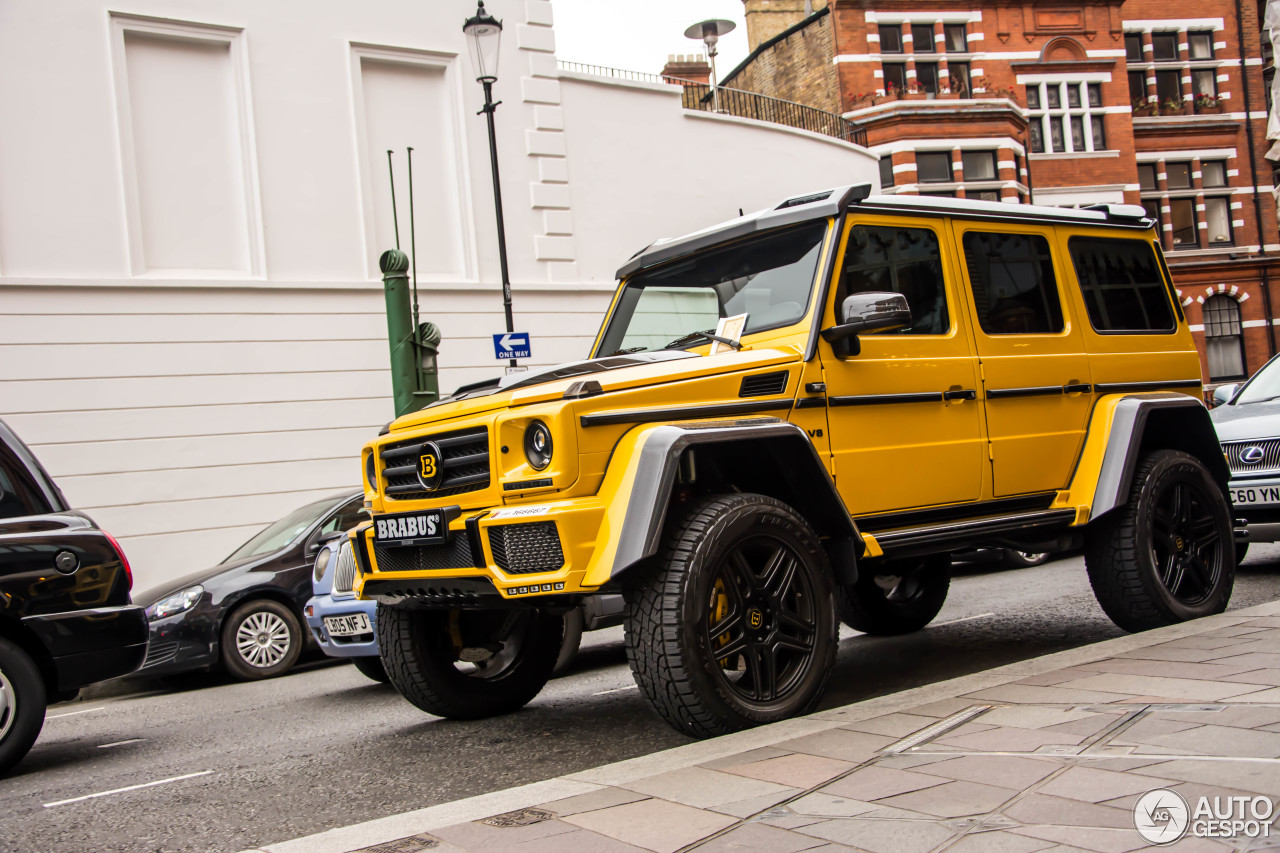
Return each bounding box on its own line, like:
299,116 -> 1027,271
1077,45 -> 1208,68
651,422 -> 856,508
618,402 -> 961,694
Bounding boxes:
916,62 -> 941,95
879,24 -> 903,53
1127,27 -> 1224,114
944,24 -> 967,52
1203,294 -> 1246,380
1170,199 -> 1197,247
949,62 -> 971,95
1026,82 -> 1106,154
911,23 -> 936,52
879,156 -> 895,189
917,152 -> 952,182
1140,158 -> 1235,251
883,62 -> 907,95
961,151 -> 996,181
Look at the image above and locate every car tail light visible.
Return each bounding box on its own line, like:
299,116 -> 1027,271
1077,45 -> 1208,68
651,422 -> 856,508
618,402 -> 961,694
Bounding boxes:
103,530 -> 133,591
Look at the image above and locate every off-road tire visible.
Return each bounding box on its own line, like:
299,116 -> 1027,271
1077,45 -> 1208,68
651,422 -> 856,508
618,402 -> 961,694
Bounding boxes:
837,554 -> 950,635
352,655 -> 390,683
221,600 -> 303,680
1086,449 -> 1234,632
553,607 -> 584,676
0,638 -> 46,777
624,493 -> 837,739
378,606 -> 562,719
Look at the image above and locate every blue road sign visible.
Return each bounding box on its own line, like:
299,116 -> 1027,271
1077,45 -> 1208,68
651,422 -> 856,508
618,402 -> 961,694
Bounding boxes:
493,332 -> 531,360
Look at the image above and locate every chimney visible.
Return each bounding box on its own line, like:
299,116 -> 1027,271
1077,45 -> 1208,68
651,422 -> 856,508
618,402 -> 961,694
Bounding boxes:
660,53 -> 711,85
741,0 -> 827,52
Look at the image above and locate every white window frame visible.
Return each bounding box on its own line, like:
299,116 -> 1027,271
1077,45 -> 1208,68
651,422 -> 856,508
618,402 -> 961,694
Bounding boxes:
1026,81 -> 1107,155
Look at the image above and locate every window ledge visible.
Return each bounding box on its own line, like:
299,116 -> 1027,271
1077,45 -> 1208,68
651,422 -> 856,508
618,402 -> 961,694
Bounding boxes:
1029,150 -> 1121,160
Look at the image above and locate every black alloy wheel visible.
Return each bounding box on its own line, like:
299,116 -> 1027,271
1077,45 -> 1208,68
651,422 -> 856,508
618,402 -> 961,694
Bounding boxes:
625,493 -> 837,738
1086,449 -> 1234,632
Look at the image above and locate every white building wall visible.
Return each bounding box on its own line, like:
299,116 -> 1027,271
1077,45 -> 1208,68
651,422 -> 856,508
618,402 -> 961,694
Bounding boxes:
0,0 -> 875,590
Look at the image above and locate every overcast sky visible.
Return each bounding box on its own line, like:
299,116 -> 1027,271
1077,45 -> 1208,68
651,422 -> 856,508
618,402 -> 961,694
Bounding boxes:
550,0 -> 752,80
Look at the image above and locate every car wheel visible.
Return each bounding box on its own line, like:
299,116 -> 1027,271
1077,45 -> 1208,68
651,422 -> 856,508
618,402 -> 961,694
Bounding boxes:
1002,549 -> 1050,569
0,638 -> 46,777
837,554 -> 950,635
352,656 -> 390,683
378,606 -> 563,719
623,493 -> 837,739
553,607 -> 584,676
221,600 -> 303,680
1086,449 -> 1234,632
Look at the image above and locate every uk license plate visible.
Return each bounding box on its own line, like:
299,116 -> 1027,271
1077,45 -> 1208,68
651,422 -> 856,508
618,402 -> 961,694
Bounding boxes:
373,509 -> 447,546
324,613 -> 372,637
1229,483 -> 1280,507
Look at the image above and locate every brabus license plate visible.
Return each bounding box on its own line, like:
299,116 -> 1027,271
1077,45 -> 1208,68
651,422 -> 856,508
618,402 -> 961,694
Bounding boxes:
1230,484 -> 1280,507
374,509 -> 447,546
324,613 -> 371,637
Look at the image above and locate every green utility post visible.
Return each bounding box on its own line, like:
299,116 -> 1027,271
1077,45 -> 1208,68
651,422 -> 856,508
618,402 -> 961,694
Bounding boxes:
411,321 -> 442,412
378,249 -> 425,418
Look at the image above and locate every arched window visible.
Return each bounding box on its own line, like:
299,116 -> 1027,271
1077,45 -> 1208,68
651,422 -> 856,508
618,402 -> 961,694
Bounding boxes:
1203,294 -> 1246,380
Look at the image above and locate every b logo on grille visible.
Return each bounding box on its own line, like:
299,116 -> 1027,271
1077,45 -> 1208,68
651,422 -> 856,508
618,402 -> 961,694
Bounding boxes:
1242,446 -> 1266,464
416,441 -> 444,490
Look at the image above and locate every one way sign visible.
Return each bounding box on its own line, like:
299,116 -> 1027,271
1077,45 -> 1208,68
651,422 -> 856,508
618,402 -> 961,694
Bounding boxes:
492,332 -> 531,360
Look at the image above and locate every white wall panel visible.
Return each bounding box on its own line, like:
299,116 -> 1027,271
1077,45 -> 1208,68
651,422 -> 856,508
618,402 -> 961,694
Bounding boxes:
117,26 -> 258,275
122,526 -> 267,593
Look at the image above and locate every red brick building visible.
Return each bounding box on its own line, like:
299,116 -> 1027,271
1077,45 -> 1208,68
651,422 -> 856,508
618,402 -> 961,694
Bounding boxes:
722,0 -> 1279,391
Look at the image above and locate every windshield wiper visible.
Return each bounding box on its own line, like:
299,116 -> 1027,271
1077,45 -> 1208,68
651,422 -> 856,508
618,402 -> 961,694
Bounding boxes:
607,346 -> 649,356
663,329 -> 742,351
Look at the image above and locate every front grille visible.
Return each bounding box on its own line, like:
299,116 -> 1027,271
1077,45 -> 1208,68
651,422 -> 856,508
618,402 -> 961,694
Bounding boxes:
380,427 -> 490,501
1223,438 -> 1280,475
332,540 -> 357,594
489,522 -> 565,575
739,371 -> 788,398
373,535 -> 475,573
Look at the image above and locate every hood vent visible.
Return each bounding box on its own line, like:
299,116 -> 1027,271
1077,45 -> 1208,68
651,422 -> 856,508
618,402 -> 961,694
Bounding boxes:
739,371 -> 788,398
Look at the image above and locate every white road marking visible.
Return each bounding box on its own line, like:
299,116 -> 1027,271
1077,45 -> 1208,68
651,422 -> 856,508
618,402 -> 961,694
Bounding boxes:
97,739 -> 144,749
932,612 -> 996,628
43,770 -> 214,808
46,707 -> 104,719
592,684 -> 639,696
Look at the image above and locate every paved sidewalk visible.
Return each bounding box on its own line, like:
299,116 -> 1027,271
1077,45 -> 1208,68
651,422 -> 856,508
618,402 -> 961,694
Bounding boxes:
247,601 -> 1280,853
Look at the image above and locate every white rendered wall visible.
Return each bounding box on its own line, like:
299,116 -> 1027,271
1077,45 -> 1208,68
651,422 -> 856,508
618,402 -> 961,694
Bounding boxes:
0,0 -> 875,590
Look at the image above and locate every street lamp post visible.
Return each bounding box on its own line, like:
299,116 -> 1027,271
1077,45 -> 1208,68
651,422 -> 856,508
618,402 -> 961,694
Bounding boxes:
464,1 -> 516,366
684,19 -> 736,114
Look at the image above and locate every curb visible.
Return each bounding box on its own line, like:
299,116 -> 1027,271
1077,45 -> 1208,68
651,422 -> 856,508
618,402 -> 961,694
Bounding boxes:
241,598 -> 1280,853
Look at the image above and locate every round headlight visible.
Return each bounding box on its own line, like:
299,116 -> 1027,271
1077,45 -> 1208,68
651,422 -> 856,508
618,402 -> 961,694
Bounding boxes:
365,452 -> 378,494
313,546 -> 333,583
524,421 -> 553,470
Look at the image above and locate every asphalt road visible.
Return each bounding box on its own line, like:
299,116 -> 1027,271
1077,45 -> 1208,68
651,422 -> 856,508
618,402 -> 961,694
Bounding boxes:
4,548 -> 1280,853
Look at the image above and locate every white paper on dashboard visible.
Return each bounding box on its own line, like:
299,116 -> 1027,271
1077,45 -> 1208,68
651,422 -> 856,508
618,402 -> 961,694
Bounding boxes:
710,313 -> 747,355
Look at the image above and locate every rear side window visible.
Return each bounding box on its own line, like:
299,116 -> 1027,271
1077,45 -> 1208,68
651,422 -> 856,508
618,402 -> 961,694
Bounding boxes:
0,446 -> 52,520
840,225 -> 949,334
962,232 -> 1064,335
1068,237 -> 1175,333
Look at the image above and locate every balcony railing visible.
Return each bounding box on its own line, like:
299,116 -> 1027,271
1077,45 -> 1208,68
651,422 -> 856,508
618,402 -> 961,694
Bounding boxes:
558,61 -> 866,147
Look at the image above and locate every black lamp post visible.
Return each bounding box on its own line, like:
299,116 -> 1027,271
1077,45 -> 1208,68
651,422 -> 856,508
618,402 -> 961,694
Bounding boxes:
464,0 -> 516,366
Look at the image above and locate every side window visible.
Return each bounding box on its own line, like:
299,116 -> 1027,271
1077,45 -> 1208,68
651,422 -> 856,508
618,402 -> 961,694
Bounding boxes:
963,232 -> 1064,335
840,225 -> 949,334
319,499 -> 367,535
0,448 -> 50,520
1068,237 -> 1175,332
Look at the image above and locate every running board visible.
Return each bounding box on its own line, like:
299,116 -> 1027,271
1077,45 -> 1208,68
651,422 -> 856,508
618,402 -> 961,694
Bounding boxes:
870,508 -> 1078,559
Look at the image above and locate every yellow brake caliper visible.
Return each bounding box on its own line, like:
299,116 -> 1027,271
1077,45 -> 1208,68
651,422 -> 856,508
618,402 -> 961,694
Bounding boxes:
713,578 -> 731,668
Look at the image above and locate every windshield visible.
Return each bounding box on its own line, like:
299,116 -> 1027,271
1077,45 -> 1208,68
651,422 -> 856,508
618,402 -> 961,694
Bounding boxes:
1233,356 -> 1280,405
596,222 -> 828,356
224,497 -> 336,563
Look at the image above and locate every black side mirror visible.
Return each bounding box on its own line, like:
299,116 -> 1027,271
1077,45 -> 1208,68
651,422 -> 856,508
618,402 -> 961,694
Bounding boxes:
821,292 -> 912,356
306,529 -> 346,555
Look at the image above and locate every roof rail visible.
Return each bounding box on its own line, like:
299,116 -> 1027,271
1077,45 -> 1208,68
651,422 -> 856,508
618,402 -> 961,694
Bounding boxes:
1082,202 -> 1151,223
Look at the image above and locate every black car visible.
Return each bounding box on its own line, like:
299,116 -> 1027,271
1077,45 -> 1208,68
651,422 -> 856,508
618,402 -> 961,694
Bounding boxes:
134,491 -> 364,681
0,419 -> 148,775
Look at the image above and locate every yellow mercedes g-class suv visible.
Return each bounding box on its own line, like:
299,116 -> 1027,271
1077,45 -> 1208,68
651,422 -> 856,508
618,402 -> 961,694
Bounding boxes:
353,185 -> 1232,738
